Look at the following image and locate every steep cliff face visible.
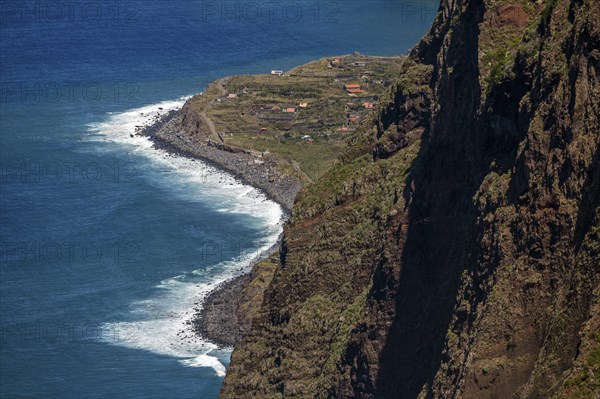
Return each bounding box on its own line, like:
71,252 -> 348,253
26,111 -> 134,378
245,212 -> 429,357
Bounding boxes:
176,100 -> 208,138
220,0 -> 599,398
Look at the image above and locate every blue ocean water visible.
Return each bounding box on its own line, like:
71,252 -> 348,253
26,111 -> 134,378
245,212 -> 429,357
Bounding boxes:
0,1 -> 436,398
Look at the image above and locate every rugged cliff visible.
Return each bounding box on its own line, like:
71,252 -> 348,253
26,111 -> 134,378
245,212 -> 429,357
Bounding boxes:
220,0 -> 599,398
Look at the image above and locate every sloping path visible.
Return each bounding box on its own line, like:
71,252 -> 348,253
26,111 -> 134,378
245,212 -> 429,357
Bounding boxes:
200,77 -> 230,143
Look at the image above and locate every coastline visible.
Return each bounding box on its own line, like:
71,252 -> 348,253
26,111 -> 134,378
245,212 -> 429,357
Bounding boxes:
190,249 -> 280,348
136,52 -> 402,351
191,273 -> 252,348
139,106 -> 295,348
138,109 -> 301,215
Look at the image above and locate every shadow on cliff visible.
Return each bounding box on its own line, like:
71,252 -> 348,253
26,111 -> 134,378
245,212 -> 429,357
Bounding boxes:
369,1 -> 531,396
371,6 -> 483,392
574,145 -> 600,248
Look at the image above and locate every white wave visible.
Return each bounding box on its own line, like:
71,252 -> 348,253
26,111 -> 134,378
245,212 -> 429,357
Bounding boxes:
91,98 -> 284,376
100,247 -> 270,376
180,355 -> 227,377
86,96 -> 283,226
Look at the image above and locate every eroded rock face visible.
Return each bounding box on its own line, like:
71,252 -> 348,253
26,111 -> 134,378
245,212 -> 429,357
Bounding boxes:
220,1 -> 600,398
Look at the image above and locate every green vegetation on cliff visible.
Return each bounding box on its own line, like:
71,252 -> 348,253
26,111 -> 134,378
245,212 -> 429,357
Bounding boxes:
220,0 -> 600,398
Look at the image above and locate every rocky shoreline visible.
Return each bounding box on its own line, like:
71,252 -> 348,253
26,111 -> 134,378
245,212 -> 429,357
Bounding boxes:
191,273 -> 252,348
138,108 -> 301,214
189,246 -> 281,348
138,105 -> 297,348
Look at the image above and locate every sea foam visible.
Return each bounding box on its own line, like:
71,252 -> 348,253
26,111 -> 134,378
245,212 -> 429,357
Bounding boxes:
88,99 -> 283,376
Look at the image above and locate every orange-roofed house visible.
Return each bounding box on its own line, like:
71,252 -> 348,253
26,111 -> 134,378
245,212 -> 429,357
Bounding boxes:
344,84 -> 361,91
346,88 -> 366,94
284,107 -> 296,113
363,101 -> 374,109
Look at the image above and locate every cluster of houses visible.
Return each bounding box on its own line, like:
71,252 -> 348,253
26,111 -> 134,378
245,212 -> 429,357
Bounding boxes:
270,105 -> 295,113
269,101 -> 308,114
330,58 -> 368,68
340,98 -> 378,130
346,101 -> 375,110
218,86 -> 250,102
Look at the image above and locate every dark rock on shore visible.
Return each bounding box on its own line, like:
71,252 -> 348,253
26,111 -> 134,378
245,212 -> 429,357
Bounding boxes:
192,274 -> 251,348
139,108 -> 301,214
192,255 -> 279,348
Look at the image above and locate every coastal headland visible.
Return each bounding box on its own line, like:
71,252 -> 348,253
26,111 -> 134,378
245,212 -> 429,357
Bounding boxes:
139,52 -> 407,346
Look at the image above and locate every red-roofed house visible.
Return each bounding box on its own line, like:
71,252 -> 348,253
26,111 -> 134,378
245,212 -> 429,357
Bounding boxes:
346,88 -> 366,94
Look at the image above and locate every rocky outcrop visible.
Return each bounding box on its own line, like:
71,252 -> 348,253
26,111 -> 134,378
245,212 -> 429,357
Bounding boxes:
220,0 -> 599,398
193,256 -> 280,348
193,274 -> 253,348
177,101 -> 207,138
